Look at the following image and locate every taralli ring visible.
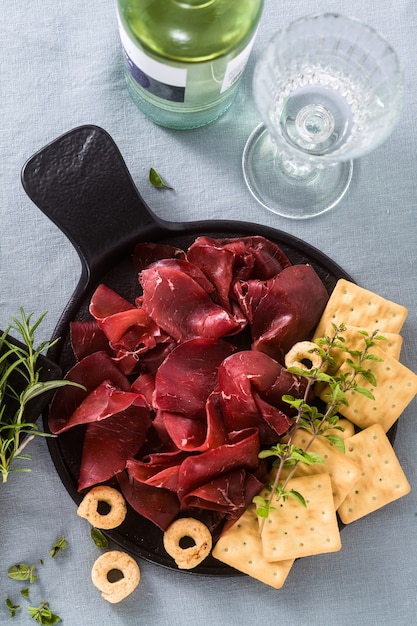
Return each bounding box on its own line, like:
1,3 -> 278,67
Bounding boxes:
77,485 -> 127,529
285,341 -> 325,372
91,550 -> 140,603
163,517 -> 212,569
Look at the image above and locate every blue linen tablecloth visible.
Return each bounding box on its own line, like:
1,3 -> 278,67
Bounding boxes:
1,1 -> 416,624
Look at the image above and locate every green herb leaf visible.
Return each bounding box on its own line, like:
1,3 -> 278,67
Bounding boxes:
50,536 -> 67,558
255,324 -> 385,532
7,564 -> 37,583
324,433 -> 346,453
5,598 -> 20,618
0,308 -> 85,483
149,168 -> 173,189
28,602 -> 61,625
354,385 -> 376,400
288,490 -> 307,507
91,527 -> 109,549
20,588 -> 29,598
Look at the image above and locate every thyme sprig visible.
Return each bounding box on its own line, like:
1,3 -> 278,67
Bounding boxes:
0,308 -> 84,483
254,324 -> 385,532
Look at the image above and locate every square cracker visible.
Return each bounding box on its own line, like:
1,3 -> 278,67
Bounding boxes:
283,429 -> 362,509
318,324 -> 403,367
314,279 -> 408,338
319,344 -> 417,432
259,473 -> 341,562
212,505 -> 294,589
338,424 -> 411,524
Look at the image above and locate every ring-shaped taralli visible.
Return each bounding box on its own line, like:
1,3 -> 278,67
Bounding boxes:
77,485 -> 127,529
91,551 -> 140,603
163,517 -> 212,569
285,341 -> 325,371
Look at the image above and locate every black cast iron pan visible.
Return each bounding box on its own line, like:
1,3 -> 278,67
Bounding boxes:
21,124 -> 356,575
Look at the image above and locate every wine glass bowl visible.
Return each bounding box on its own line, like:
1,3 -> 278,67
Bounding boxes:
243,13 -> 404,219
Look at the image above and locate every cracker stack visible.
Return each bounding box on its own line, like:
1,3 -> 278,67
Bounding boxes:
213,280 -> 415,589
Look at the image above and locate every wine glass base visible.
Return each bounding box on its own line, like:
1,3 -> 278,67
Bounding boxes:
242,124 -> 353,219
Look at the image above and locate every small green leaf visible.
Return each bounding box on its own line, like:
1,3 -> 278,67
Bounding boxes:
5,598 -> 20,618
27,602 -> 61,625
358,370 -> 377,387
288,490 -> 307,507
91,527 -> 109,549
324,433 -> 346,453
7,564 -> 37,583
354,385 -> 376,400
20,588 -> 29,598
149,168 -> 173,189
50,536 -> 67,558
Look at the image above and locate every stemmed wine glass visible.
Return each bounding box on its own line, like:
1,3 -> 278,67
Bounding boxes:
242,13 -> 404,219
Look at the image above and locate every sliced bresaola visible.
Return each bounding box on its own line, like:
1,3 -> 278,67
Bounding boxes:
48,351 -> 131,434
176,427 -> 261,501
234,264 -> 329,359
90,283 -> 135,319
118,468 -> 180,531
55,380 -> 145,434
89,283 -> 166,373
126,451 -> 187,493
70,320 -> 111,361
158,390 -> 229,452
153,338 -> 236,419
78,402 -> 152,491
180,467 -> 267,518
218,350 -> 304,443
139,260 -> 240,341
187,236 -> 292,302
133,242 -> 186,273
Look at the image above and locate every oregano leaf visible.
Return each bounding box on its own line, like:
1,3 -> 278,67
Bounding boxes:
149,168 -> 173,189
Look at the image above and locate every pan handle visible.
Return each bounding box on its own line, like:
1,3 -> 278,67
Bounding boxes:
21,125 -> 164,279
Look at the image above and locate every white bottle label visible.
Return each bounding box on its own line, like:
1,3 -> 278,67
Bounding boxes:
221,32 -> 257,94
117,12 -> 256,104
118,15 -> 187,103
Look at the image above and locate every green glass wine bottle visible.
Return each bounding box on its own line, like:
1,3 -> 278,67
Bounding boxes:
116,0 -> 264,129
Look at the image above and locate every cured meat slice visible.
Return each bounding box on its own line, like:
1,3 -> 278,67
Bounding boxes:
159,391 -> 228,452
187,235 -> 291,316
126,452 -> 186,492
118,468 -> 180,530
180,468 -> 266,518
234,264 -> 328,358
70,320 -> 111,361
55,380 -> 146,433
176,428 -> 260,501
78,403 -> 152,491
218,351 -> 303,443
90,283 -> 135,319
139,261 -> 240,341
153,338 -> 236,419
48,351 -> 131,434
133,242 -> 186,272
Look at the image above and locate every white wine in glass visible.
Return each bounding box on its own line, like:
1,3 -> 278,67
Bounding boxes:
243,13 -> 404,219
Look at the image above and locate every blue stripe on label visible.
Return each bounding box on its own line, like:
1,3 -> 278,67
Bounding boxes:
124,51 -> 186,103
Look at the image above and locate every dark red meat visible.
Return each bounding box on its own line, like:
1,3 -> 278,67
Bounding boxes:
48,351 -> 131,434
118,469 -> 180,531
153,338 -> 235,419
70,320 -> 111,361
139,261 -> 240,341
133,242 -> 186,272
234,264 -> 328,359
78,402 -> 152,491
176,428 -> 261,500
218,351 -> 301,444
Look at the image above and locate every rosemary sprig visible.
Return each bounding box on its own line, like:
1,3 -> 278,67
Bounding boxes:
254,324 -> 385,531
0,308 -> 83,483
